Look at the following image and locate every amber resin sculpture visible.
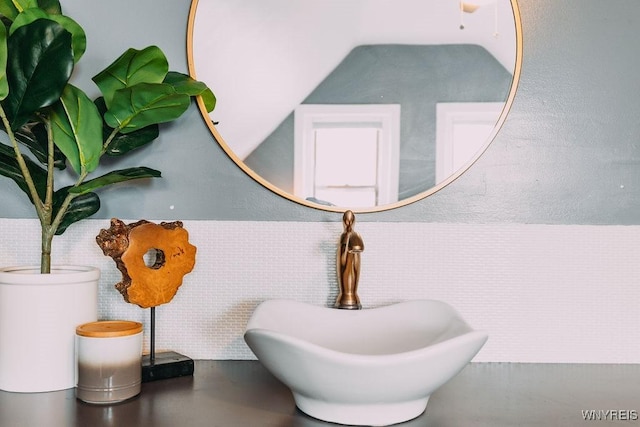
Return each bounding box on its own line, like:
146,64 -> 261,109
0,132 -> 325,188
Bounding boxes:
96,219 -> 196,308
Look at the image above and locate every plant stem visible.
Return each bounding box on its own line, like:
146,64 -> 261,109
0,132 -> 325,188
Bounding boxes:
0,105 -> 54,273
102,127 -> 121,155
44,117 -> 55,213
38,118 -> 57,273
41,227 -> 52,273
39,119 -> 122,272
11,1 -> 24,13
0,106 -> 46,218
1,105 -> 124,273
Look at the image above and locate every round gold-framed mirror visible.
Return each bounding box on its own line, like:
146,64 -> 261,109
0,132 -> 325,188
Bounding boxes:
187,0 -> 522,213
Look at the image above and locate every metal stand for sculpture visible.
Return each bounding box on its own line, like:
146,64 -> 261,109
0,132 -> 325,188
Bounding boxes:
97,219 -> 197,382
140,306 -> 194,382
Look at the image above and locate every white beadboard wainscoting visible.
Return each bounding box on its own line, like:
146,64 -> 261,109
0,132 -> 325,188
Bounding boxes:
1,218 -> 639,363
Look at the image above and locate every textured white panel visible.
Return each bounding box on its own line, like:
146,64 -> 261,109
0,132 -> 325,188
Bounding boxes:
1,218 -> 639,363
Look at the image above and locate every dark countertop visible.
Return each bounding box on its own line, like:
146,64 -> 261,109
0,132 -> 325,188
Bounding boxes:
0,361 -> 638,426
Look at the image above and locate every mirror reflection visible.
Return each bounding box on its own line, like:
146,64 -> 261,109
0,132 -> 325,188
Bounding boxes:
188,0 -> 521,211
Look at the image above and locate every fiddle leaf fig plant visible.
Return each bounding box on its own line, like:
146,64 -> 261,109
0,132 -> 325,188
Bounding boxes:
0,0 -> 215,273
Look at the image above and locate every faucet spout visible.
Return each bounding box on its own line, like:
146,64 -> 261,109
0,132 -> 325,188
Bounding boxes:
335,210 -> 364,310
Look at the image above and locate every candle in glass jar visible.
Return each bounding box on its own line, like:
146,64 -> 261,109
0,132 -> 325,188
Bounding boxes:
76,320 -> 143,404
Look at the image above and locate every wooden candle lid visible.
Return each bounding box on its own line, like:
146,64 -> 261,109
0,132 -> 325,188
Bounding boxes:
76,321 -> 143,338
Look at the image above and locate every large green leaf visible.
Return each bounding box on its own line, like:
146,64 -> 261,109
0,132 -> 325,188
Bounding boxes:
3,19 -> 73,130
104,83 -> 190,134
69,166 -> 161,195
10,9 -> 86,62
0,140 -> 47,203
50,84 -> 103,174
92,46 -> 169,109
0,24 -> 7,100
52,188 -> 99,235
164,71 -> 216,112
94,97 -> 159,156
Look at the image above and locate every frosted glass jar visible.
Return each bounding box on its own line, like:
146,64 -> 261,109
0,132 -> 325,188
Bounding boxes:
76,321 -> 143,404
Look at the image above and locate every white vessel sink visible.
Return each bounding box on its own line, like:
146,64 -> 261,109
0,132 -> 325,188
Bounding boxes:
244,299 -> 488,426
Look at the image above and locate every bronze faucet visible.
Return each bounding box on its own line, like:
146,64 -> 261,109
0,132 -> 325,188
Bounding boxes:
335,210 -> 364,310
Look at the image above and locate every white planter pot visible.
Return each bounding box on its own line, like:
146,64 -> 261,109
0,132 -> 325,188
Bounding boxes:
0,265 -> 99,392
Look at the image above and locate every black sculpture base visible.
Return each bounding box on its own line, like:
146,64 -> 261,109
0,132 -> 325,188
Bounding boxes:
142,351 -> 194,383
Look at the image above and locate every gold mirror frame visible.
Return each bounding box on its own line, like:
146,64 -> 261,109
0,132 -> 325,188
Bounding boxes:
187,0 -> 523,213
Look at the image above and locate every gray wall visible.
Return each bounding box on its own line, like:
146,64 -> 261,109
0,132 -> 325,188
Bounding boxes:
1,0 -> 639,225
245,44 -> 512,198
